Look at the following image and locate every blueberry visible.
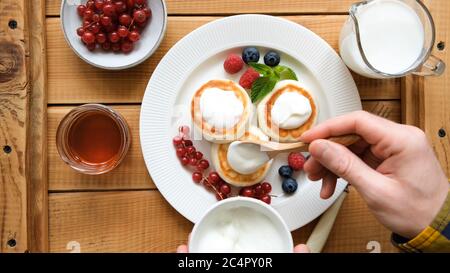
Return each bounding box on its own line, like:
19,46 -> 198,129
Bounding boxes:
278,165 -> 293,178
264,51 -> 280,67
242,47 -> 260,64
282,177 -> 298,194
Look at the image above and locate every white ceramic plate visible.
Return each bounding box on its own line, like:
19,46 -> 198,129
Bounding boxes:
140,15 -> 361,231
60,0 -> 167,70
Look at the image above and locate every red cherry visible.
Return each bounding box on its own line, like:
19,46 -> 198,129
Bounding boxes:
133,10 -> 147,23
260,195 -> 271,204
81,32 -> 95,44
119,14 -> 132,26
173,136 -> 183,146
96,32 -> 107,43
100,16 -> 112,26
208,172 -> 221,184
77,5 -> 87,16
108,31 -> 120,43
76,27 -> 85,36
220,184 -> 231,195
128,30 -> 140,42
192,172 -> 203,183
176,147 -> 186,158
261,182 -> 272,193
240,187 -> 254,197
102,4 -> 116,16
117,26 -> 129,38
181,156 -> 189,166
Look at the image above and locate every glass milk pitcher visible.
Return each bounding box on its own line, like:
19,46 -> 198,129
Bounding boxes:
339,0 -> 445,79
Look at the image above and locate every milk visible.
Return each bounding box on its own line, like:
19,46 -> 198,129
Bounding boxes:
340,0 -> 424,78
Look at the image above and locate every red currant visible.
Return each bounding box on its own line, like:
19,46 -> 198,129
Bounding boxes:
102,4 -> 116,16
182,139 -> 193,147
119,14 -> 132,26
108,31 -> 120,43
216,193 -> 224,201
135,0 -> 145,5
176,147 -> 186,158
142,7 -> 152,18
111,43 -> 121,52
121,41 -> 133,53
197,159 -> 209,170
114,1 -> 127,13
81,32 -> 95,44
92,13 -> 100,23
194,151 -> 203,160
89,23 -> 100,34
100,16 -> 112,26
261,182 -> 272,193
128,30 -> 140,42
186,146 -> 196,155
86,0 -> 95,9
96,32 -> 107,43
240,187 -> 254,197
126,0 -> 135,8
117,26 -> 129,38
173,136 -> 183,146
102,41 -> 111,50
77,5 -> 87,17
260,195 -> 271,204
220,184 -> 231,195
208,172 -> 221,184
86,42 -> 96,51
189,158 -> 198,166
180,156 -> 189,166
254,184 -> 264,196
83,9 -> 94,21
76,27 -> 85,37
192,172 -> 203,183
94,0 -> 104,10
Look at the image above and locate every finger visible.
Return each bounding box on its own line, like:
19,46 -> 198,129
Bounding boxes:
300,111 -> 395,146
308,169 -> 329,181
304,157 -> 326,178
320,172 -> 338,199
309,139 -> 387,190
294,244 -> 310,253
176,245 -> 188,253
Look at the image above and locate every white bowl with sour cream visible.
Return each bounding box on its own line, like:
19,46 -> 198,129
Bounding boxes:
189,197 -> 293,253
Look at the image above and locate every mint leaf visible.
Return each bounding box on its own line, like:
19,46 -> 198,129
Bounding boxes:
249,63 -> 273,77
251,76 -> 278,103
274,65 -> 298,80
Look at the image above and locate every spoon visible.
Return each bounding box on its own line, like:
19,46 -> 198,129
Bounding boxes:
240,134 -> 361,159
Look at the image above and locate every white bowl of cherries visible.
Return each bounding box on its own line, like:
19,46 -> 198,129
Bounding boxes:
60,0 -> 167,70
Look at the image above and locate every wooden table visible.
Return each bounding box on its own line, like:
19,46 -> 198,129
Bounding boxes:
0,0 -> 448,253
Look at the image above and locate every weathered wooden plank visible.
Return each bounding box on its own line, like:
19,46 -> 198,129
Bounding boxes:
46,16 -> 400,104
47,101 -> 400,191
0,0 -> 29,253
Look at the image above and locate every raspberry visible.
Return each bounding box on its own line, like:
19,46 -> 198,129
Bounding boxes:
288,152 -> 306,171
239,68 -> 260,89
223,54 -> 244,74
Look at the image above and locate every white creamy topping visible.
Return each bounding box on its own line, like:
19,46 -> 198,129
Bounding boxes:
270,91 -> 312,129
195,207 -> 287,253
199,87 -> 243,129
227,141 -> 270,175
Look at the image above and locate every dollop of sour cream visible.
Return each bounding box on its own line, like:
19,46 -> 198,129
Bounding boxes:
199,88 -> 243,129
270,92 -> 312,129
195,207 -> 287,252
227,142 -> 270,174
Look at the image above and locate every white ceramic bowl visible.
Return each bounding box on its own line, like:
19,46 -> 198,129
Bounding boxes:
60,0 -> 167,70
189,197 -> 294,253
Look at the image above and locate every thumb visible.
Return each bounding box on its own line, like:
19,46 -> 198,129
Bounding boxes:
309,139 -> 385,190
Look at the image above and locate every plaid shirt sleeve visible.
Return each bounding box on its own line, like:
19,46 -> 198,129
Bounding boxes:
391,189 -> 450,253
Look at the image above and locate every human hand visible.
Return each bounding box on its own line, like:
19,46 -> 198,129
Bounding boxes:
300,111 -> 449,239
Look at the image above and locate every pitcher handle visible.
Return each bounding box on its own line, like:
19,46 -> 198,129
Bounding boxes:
413,54 -> 446,76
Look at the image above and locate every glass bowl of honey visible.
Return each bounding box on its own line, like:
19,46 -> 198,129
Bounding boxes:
56,104 -> 131,175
